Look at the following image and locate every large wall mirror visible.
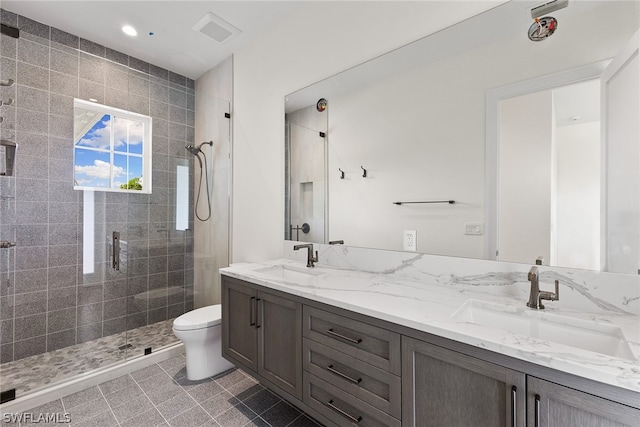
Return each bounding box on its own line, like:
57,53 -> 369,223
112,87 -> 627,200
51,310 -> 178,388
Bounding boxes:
284,0 -> 639,274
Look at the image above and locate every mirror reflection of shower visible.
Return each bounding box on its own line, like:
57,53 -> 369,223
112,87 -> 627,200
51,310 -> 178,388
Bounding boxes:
185,141 -> 214,221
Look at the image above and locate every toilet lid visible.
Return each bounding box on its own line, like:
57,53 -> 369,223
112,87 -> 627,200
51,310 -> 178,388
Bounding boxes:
173,305 -> 222,331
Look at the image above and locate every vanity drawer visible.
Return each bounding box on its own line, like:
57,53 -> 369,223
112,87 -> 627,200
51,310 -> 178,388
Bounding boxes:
303,372 -> 401,427
303,306 -> 401,375
303,338 -> 401,418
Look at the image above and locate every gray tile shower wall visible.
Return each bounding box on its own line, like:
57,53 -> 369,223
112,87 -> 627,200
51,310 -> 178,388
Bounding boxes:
0,8 -> 195,363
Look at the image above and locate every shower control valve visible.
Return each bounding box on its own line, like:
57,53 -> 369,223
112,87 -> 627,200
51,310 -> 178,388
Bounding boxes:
0,240 -> 16,248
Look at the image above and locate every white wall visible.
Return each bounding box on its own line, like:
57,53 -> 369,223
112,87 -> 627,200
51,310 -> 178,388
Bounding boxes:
230,1 -> 507,263
499,91 -> 553,264
194,57 -> 232,307
604,37 -> 640,274
555,121 -> 600,270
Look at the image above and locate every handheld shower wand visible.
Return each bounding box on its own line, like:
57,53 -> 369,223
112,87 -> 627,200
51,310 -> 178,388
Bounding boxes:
185,141 -> 214,221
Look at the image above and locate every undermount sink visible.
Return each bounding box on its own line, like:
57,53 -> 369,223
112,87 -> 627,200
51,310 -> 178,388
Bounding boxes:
253,264 -> 323,283
452,300 -> 635,360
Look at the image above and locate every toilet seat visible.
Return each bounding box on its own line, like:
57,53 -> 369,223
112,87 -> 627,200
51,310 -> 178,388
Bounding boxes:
173,305 -> 222,331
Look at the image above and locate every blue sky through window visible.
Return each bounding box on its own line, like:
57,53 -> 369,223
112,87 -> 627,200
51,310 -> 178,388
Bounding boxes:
74,111 -> 144,190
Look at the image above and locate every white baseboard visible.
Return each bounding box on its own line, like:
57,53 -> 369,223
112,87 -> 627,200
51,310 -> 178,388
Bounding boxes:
0,343 -> 184,415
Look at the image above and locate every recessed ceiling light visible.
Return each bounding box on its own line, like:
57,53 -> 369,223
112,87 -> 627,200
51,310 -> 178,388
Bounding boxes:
122,25 -> 137,37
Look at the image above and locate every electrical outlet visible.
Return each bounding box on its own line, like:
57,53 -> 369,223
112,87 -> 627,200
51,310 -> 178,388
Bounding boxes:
403,230 -> 417,251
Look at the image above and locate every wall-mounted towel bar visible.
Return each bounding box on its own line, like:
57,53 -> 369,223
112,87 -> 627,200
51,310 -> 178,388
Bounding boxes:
393,200 -> 455,205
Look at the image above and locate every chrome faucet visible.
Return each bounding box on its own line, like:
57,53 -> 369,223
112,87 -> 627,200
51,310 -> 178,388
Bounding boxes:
526,266 -> 559,309
293,243 -> 318,268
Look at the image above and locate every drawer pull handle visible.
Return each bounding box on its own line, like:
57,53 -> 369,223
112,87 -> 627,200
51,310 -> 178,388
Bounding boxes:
327,328 -> 362,344
327,365 -> 362,384
255,298 -> 262,329
249,297 -> 256,327
326,399 -> 362,423
511,385 -> 517,427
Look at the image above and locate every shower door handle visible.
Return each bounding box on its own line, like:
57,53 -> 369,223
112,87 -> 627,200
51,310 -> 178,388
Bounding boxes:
112,232 -> 120,270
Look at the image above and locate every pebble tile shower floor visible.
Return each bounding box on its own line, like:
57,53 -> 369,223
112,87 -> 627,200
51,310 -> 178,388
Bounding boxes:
1,354 -> 323,427
0,319 -> 178,397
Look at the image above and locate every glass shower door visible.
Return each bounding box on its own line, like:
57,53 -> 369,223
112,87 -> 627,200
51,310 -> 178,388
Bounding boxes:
287,122 -> 327,244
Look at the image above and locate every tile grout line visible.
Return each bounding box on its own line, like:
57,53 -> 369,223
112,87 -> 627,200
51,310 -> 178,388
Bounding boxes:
158,372 -> 205,425
127,363 -> 173,426
59,397 -> 68,427
177,368 -> 261,426
165,364 -> 230,427
284,413 -> 305,427
95,380 -> 125,427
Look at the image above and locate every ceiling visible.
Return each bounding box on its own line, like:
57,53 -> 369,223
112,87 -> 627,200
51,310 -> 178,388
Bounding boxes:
2,1 -> 300,79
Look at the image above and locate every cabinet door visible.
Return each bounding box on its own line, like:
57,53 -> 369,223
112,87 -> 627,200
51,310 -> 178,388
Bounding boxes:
527,377 -> 640,427
258,290 -> 303,399
402,337 -> 525,427
222,278 -> 258,370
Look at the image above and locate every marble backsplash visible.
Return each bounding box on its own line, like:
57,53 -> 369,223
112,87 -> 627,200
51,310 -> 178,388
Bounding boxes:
283,241 -> 640,316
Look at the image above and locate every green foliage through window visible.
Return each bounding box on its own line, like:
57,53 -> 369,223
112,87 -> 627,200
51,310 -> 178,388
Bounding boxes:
120,177 -> 143,190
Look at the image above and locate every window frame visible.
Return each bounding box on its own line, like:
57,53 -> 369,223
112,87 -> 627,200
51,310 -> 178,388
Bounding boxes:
73,98 -> 153,194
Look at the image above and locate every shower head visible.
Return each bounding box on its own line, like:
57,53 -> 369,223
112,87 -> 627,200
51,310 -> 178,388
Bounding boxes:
185,144 -> 201,156
185,141 -> 214,169
185,141 -> 213,156
185,144 -> 203,168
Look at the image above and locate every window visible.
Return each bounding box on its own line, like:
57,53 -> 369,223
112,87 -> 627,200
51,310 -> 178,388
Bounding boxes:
73,99 -> 152,193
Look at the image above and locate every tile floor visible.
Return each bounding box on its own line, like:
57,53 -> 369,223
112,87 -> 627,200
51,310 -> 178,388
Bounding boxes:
0,319 -> 178,397
1,354 -> 323,427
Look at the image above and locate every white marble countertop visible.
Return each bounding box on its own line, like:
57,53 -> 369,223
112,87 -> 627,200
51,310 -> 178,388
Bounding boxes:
220,258 -> 640,393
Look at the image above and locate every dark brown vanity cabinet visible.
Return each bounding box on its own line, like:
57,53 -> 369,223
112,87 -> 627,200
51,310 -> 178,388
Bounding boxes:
221,276 -> 303,399
402,337 -> 526,427
527,377 -> 640,427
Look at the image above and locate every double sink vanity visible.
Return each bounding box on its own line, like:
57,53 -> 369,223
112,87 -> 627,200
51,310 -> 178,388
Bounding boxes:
220,244 -> 639,426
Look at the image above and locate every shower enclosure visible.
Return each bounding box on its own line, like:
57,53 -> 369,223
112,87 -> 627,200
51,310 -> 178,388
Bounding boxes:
285,104 -> 328,244
0,8 -> 219,400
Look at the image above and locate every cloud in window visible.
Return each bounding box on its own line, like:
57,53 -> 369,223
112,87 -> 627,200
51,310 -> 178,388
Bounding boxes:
78,117 -> 111,150
75,159 -> 125,179
114,118 -> 144,148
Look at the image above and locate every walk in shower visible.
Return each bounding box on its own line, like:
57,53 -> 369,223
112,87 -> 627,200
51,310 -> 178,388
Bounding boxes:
0,9 -> 228,401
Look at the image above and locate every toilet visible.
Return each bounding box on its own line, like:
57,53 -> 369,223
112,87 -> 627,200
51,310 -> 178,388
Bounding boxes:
172,304 -> 235,380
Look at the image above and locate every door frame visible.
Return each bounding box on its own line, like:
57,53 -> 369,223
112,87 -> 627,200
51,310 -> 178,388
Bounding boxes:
599,28 -> 640,273
484,60 -> 610,261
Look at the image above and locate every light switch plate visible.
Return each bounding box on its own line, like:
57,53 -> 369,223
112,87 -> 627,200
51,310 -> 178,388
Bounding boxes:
464,223 -> 484,235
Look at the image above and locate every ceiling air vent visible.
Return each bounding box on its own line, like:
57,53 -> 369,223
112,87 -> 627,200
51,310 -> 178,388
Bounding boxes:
192,12 -> 241,43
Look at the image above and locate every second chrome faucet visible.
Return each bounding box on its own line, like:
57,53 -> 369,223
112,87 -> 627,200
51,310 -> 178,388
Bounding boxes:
526,266 -> 559,309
